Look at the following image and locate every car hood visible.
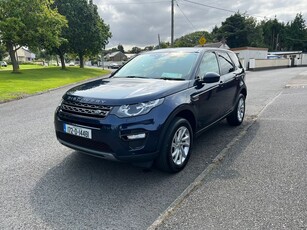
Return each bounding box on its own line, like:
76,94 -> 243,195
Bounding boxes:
64,77 -> 190,105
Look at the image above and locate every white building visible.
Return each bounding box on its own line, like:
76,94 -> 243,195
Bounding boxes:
231,47 -> 268,70
16,47 -> 36,62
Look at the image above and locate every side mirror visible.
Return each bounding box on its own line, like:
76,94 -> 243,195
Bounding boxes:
202,72 -> 220,83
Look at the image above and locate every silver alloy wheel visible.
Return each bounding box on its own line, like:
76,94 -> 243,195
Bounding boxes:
237,97 -> 245,122
171,126 -> 191,166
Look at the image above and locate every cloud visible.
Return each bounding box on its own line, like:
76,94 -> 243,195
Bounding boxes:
93,0 -> 307,50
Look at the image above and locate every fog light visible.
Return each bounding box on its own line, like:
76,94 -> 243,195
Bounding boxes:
126,133 -> 146,140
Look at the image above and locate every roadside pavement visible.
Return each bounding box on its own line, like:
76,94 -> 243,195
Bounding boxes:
151,81 -> 307,229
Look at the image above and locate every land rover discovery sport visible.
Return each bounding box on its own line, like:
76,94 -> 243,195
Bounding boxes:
54,47 -> 247,172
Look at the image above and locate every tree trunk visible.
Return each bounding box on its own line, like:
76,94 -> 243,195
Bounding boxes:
55,55 -> 59,66
7,43 -> 20,73
57,49 -> 66,70
79,54 -> 84,68
59,54 -> 66,70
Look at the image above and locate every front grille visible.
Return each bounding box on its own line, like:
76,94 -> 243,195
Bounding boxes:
60,100 -> 112,118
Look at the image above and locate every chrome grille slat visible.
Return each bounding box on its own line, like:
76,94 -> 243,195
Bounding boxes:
60,100 -> 112,118
63,100 -> 109,110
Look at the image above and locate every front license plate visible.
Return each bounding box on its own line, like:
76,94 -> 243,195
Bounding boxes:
64,124 -> 92,139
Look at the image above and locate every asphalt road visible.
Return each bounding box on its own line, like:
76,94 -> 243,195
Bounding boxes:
155,71 -> 307,229
0,67 -> 306,229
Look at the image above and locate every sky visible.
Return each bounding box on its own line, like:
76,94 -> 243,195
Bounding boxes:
93,0 -> 307,50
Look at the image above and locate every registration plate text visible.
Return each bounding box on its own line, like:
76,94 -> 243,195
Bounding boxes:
64,124 -> 92,139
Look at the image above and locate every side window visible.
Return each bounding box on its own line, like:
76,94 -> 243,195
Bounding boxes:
198,52 -> 219,78
217,52 -> 235,75
228,51 -> 242,69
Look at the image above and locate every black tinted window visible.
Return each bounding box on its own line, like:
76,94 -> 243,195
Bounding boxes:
217,52 -> 235,75
198,52 -> 219,78
228,51 -> 241,69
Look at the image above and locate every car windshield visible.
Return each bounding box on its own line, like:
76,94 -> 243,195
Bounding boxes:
113,51 -> 198,80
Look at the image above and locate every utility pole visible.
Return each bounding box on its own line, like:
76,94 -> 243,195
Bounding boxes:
275,33 -> 279,50
101,48 -> 104,70
158,34 -> 161,49
171,0 -> 174,47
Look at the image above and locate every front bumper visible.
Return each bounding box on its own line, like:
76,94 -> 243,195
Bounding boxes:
54,108 -> 165,162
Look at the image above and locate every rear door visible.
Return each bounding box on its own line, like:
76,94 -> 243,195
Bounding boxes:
216,51 -> 239,115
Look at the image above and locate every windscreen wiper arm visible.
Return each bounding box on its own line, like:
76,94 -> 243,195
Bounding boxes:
158,77 -> 185,81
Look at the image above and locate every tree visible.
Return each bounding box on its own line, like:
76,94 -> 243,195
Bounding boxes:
260,18 -> 285,51
212,13 -> 263,48
117,44 -> 124,53
0,42 -> 7,61
245,17 -> 264,47
34,48 -> 59,65
130,46 -> 142,54
154,41 -> 170,49
144,46 -> 154,51
53,0 -> 111,68
0,0 -> 67,73
285,13 -> 307,51
174,31 -> 212,47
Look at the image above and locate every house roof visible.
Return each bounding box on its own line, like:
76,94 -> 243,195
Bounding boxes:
104,51 -> 127,58
268,51 -> 302,55
107,51 -> 126,58
125,53 -> 136,59
109,51 -> 120,57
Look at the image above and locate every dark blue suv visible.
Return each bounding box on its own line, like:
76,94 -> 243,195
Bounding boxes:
54,48 -> 247,172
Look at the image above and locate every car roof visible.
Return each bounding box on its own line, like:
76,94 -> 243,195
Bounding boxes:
146,47 -> 231,54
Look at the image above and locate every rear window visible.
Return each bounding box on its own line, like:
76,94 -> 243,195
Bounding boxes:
217,52 -> 235,75
227,51 -> 242,69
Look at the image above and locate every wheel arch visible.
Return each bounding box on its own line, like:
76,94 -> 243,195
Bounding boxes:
240,88 -> 247,98
155,109 -> 195,172
157,105 -> 197,151
174,109 -> 196,134
166,105 -> 197,134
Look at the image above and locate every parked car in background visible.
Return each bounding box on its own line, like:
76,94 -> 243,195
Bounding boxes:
54,47 -> 247,173
108,62 -> 121,69
0,61 -> 7,67
267,54 -> 283,59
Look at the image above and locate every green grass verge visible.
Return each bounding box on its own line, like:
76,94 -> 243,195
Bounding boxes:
0,64 -> 110,102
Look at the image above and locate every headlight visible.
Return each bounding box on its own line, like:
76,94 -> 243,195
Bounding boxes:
114,98 -> 164,117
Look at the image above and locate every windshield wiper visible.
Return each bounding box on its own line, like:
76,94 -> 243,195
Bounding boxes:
124,76 -> 148,79
158,77 -> 185,81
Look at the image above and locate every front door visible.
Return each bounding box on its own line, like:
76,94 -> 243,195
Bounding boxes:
192,51 -> 223,130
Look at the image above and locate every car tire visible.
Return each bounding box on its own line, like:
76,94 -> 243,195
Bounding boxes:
155,117 -> 193,173
227,93 -> 245,126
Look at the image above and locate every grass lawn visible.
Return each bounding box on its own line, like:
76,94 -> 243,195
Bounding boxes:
0,64 -> 110,102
